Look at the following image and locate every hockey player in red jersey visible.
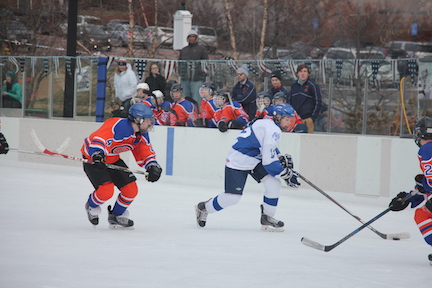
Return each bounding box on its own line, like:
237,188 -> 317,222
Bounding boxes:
170,83 -> 198,126
212,89 -> 249,132
195,103 -> 300,232
194,81 -> 219,128
151,90 -> 178,126
82,102 -> 162,229
389,117 -> 432,265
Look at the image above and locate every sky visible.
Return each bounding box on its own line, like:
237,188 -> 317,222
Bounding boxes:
0,159 -> 430,288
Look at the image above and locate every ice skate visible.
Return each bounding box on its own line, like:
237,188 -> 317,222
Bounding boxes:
260,204 -> 284,232
107,205 -> 134,230
429,254 -> 432,266
195,201 -> 208,228
85,202 -> 101,226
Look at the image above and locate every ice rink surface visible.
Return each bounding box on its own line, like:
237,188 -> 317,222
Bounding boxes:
0,159 -> 430,288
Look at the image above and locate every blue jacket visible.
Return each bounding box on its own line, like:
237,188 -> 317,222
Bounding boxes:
288,78 -> 322,121
231,79 -> 257,120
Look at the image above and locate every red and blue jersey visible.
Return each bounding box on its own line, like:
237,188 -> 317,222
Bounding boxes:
81,118 -> 157,169
172,99 -> 198,126
418,141 -> 432,192
213,102 -> 249,126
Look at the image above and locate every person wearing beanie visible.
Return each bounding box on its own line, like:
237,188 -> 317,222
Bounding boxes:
2,70 -> 22,108
231,65 -> 257,120
114,58 -> 138,112
268,70 -> 289,102
178,29 -> 209,109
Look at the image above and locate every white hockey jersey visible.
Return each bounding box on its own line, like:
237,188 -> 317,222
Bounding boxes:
226,119 -> 284,177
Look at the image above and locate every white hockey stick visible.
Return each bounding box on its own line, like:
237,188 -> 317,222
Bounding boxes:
27,129 -> 148,176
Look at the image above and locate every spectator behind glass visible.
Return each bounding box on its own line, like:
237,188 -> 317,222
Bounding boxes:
178,29 -> 209,108
145,62 -> 166,97
114,58 -> 138,112
268,70 -> 289,102
231,66 -> 257,120
110,101 -> 128,118
2,71 -> 22,108
288,64 -> 322,133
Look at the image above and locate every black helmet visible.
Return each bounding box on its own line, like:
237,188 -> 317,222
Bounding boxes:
214,89 -> 230,108
170,83 -> 182,92
414,117 -> 432,147
199,81 -> 216,98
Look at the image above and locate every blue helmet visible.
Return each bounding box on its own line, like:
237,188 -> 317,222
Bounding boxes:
128,102 -> 154,122
273,103 -> 295,118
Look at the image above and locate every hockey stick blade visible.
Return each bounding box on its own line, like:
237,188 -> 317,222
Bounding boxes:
301,237 -> 330,252
297,172 -> 410,241
301,191 -> 418,252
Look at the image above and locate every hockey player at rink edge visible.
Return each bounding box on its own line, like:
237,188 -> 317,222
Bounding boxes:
82,102 -> 162,229
195,103 -> 301,232
388,116 -> 432,266
0,132 -> 9,154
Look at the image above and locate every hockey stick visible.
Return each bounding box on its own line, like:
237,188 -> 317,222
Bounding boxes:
301,191 -> 418,252
9,148 -> 148,176
298,173 -> 410,240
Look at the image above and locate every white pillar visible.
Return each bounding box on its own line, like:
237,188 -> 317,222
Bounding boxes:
173,10 -> 192,50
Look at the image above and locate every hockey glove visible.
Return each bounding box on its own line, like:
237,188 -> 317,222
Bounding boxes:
194,118 -> 209,128
146,163 -> 162,182
228,119 -> 244,129
285,171 -> 301,188
0,133 -> 9,154
278,154 -> 294,170
389,192 -> 409,211
91,150 -> 106,171
218,121 -> 228,132
415,174 -> 428,194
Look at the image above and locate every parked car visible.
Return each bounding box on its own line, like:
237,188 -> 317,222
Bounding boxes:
323,47 -> 399,87
0,19 -> 34,45
191,25 -> 218,53
77,24 -> 112,52
255,46 -> 307,60
385,41 -> 432,59
108,23 -> 148,48
143,26 -> 174,47
60,15 -> 104,35
106,19 -> 129,31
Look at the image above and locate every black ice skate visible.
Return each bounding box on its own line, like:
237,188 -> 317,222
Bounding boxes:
107,205 -> 134,230
195,201 -> 208,228
260,204 -> 284,232
429,254 -> 432,266
85,202 -> 101,226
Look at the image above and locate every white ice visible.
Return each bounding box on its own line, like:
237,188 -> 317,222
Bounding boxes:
0,159 -> 430,288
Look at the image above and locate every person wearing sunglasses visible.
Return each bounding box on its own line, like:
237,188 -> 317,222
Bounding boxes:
231,66 -> 257,120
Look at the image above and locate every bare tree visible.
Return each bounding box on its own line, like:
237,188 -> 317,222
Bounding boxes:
222,0 -> 238,59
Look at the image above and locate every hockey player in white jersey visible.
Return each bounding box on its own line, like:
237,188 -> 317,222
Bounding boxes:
195,103 -> 300,232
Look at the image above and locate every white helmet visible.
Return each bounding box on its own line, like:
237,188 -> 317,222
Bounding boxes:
137,83 -> 150,91
153,90 -> 164,99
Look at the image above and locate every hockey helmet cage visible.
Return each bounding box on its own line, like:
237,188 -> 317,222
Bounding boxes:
199,81 -> 216,98
214,89 -> 230,108
256,92 -> 271,109
414,117 -> 432,147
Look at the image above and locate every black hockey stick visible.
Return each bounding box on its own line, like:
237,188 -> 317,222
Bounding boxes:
298,173 -> 410,240
301,191 -> 417,252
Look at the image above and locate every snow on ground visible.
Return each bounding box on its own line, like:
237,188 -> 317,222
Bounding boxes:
0,159 -> 430,288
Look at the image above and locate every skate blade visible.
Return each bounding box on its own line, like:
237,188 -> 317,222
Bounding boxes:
109,224 -> 135,230
261,225 -> 284,232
